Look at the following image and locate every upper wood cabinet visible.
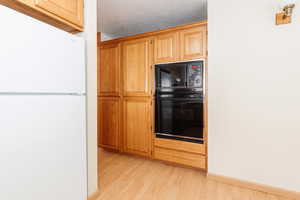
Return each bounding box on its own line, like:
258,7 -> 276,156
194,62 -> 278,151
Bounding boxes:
154,32 -> 179,64
152,23 -> 207,64
123,97 -> 152,157
179,25 -> 207,61
122,38 -> 153,97
1,0 -> 84,33
99,43 -> 121,97
98,97 -> 121,150
35,0 -> 83,27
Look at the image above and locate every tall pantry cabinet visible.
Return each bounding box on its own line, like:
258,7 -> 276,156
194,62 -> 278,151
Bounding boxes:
98,38 -> 153,156
122,37 -> 154,156
98,43 -> 121,150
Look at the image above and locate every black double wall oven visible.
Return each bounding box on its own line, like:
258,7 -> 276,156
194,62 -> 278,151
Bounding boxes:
155,60 -> 205,144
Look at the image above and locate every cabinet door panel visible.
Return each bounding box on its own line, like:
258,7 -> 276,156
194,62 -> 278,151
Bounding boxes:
122,38 -> 152,97
98,97 -> 120,149
35,0 -> 83,27
99,44 -> 120,96
154,32 -> 178,64
123,98 -> 151,156
180,25 -> 207,60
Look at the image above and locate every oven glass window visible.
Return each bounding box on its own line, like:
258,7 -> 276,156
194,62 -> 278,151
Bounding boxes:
156,63 -> 187,88
156,97 -> 204,140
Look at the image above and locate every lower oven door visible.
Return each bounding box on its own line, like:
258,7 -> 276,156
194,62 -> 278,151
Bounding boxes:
155,95 -> 204,143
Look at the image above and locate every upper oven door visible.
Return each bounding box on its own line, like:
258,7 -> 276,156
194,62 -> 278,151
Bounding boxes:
155,61 -> 205,93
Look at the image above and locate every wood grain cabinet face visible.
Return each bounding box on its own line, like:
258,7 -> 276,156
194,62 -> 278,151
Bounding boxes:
1,0 -> 84,32
98,97 -> 120,149
35,0 -> 84,27
123,98 -> 152,156
99,44 -> 121,96
122,38 -> 153,97
180,25 -> 207,61
154,32 -> 179,64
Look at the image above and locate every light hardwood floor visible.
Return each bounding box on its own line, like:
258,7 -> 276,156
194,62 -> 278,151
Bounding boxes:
96,149 -> 294,200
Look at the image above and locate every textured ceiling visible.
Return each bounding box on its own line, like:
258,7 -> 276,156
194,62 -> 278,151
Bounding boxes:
98,0 -> 207,41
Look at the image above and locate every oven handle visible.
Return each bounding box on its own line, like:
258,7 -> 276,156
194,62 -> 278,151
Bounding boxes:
156,97 -> 204,102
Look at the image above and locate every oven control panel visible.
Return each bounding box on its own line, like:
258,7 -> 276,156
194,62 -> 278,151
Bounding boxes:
187,63 -> 203,88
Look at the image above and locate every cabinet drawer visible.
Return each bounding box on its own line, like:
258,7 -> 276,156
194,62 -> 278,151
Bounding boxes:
154,147 -> 206,170
154,138 -> 206,155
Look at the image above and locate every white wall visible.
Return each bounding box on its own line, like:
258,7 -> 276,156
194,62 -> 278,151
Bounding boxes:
80,0 -> 98,196
208,0 -> 300,192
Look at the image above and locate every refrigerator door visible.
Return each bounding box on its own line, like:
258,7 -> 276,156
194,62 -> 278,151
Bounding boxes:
0,6 -> 85,94
0,95 -> 87,200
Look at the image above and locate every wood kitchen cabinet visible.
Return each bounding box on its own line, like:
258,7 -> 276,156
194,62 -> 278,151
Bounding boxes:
98,97 -> 121,150
122,38 -> 153,97
154,138 -> 207,170
179,25 -> 207,61
99,43 -> 121,96
153,23 -> 207,64
123,97 -> 152,157
98,20 -> 208,170
1,0 -> 84,33
154,32 -> 179,64
34,0 -> 83,27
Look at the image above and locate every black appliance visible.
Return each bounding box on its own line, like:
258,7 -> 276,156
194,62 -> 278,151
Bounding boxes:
155,61 -> 205,144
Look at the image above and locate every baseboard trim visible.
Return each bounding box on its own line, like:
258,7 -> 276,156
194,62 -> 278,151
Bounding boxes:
207,173 -> 300,199
88,190 -> 100,200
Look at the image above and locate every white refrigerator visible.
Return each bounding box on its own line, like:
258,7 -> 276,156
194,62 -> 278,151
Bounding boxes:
0,5 -> 87,200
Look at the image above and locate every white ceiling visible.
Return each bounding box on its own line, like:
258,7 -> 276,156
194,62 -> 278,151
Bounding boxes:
98,0 -> 207,41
